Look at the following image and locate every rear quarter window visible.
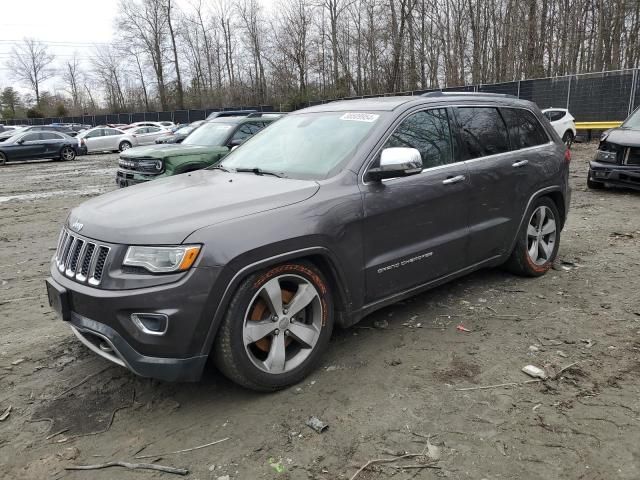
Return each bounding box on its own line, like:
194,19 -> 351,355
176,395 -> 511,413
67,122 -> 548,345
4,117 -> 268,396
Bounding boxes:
501,108 -> 549,149
455,107 -> 509,159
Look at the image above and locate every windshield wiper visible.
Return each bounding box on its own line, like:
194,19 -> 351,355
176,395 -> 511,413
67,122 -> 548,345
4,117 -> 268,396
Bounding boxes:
234,167 -> 284,178
211,165 -> 230,172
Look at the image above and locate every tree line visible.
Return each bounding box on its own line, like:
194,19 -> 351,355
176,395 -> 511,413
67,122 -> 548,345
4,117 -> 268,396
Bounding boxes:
1,0 -> 639,118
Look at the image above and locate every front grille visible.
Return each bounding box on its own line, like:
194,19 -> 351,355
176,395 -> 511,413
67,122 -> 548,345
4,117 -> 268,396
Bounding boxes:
625,148 -> 640,166
55,228 -> 111,286
118,156 -> 162,173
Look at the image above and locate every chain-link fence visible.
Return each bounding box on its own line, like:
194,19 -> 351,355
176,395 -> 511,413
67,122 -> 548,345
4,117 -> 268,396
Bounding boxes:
2,69 -> 639,126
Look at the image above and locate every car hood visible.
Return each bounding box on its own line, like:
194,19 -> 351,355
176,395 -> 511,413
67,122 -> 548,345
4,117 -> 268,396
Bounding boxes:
121,144 -> 227,159
604,128 -> 640,148
68,169 -> 320,244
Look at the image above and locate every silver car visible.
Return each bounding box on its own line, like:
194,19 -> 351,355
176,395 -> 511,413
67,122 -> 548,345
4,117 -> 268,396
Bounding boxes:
78,127 -> 137,153
128,126 -> 170,145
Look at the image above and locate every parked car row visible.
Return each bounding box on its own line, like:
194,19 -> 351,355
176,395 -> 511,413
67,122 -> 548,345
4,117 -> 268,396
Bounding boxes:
47,92 -> 574,391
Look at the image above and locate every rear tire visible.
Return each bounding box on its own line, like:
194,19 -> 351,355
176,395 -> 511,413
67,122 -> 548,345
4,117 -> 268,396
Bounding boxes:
586,170 -> 605,189
562,131 -> 574,149
119,141 -> 132,152
60,147 -> 76,161
214,261 -> 334,391
505,197 -> 561,277
0,152 -> 6,166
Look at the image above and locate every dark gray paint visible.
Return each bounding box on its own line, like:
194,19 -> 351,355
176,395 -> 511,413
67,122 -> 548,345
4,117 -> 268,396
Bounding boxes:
50,94 -> 570,381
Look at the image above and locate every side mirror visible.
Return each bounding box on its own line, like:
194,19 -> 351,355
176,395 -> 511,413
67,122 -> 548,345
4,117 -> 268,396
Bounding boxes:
228,138 -> 245,148
17,139 -> 25,145
367,147 -> 423,181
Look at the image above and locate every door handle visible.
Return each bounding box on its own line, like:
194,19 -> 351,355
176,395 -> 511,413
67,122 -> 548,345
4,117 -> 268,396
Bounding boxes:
512,160 -> 529,168
442,175 -> 466,185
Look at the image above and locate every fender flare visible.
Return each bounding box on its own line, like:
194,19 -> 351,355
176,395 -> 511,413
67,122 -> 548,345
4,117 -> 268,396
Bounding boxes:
507,186 -> 565,255
199,246 -> 351,357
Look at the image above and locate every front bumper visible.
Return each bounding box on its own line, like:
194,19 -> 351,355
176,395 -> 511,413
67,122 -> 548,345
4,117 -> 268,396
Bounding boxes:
46,262 -> 221,382
589,161 -> 640,190
115,168 -> 162,188
68,313 -> 207,381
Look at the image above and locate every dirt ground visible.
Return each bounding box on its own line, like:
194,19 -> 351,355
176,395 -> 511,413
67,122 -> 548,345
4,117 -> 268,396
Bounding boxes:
1,144 -> 639,480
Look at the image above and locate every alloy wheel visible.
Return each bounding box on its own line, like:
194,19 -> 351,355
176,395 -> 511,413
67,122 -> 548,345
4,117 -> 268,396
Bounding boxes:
120,142 -> 131,151
61,147 -> 75,161
526,205 -> 557,265
243,274 -> 323,374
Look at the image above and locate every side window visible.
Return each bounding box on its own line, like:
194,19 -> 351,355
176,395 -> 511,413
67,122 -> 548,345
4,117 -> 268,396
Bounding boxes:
501,108 -> 549,149
22,133 -> 41,142
40,132 -> 62,140
230,123 -> 262,143
147,127 -> 160,133
546,110 -> 565,122
455,107 -> 509,159
382,108 -> 452,169
86,129 -> 104,138
106,129 -> 121,136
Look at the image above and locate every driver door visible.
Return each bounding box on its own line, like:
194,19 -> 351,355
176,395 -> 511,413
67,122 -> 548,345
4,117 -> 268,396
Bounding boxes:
360,107 -> 471,302
11,132 -> 45,160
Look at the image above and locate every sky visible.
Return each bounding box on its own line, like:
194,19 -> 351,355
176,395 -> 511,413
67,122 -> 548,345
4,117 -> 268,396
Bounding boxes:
0,0 -> 120,94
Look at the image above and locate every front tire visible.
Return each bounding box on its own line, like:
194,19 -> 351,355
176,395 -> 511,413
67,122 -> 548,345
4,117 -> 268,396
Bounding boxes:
119,141 -> 132,152
0,152 -> 6,166
505,197 -> 561,277
60,147 -> 76,161
214,261 -> 334,391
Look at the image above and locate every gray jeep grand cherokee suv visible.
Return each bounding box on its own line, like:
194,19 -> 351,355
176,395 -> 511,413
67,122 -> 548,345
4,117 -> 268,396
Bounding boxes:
46,93 -> 571,391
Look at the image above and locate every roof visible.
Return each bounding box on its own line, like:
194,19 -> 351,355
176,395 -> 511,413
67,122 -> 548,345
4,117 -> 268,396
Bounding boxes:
299,93 -> 535,113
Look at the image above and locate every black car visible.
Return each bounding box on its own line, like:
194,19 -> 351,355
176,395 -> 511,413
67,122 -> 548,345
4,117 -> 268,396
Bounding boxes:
0,131 -> 82,165
0,125 -> 77,142
47,94 -> 570,390
588,107 -> 640,190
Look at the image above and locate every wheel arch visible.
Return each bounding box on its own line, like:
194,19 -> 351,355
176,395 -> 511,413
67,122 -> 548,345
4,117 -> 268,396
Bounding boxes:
507,186 -> 566,256
200,247 -> 352,358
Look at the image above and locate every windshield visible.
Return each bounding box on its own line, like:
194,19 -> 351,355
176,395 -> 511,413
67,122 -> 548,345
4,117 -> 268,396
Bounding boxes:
219,112 -> 382,179
182,122 -> 234,146
622,108 -> 640,129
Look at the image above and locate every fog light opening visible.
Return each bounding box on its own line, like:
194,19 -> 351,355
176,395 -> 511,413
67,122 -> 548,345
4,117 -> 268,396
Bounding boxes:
131,313 -> 169,336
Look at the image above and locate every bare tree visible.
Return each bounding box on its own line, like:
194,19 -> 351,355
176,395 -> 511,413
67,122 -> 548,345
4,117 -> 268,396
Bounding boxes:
62,55 -> 82,112
8,38 -> 55,106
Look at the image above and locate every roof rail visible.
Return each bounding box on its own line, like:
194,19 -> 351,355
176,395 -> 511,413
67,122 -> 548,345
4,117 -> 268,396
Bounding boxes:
246,112 -> 286,118
421,91 -> 517,99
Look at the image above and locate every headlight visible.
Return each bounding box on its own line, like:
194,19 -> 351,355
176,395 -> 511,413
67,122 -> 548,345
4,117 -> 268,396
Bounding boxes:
123,245 -> 201,273
138,159 -> 163,171
595,149 -> 617,163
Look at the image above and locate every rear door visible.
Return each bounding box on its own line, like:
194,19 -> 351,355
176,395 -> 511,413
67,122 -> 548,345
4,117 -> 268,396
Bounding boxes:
40,132 -> 67,156
361,107 -> 471,301
458,106 -> 552,264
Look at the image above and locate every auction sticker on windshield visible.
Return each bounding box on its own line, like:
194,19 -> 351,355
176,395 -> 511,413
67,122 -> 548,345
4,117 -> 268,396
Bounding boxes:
340,113 -> 380,122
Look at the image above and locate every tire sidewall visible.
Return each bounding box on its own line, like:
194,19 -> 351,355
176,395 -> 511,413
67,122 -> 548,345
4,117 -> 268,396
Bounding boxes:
0,153 -> 6,166
119,141 -> 131,152
520,197 -> 561,275
218,262 -> 334,390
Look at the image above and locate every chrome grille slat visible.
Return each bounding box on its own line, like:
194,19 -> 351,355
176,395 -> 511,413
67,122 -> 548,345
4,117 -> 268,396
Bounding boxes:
55,227 -> 110,286
58,234 -> 74,271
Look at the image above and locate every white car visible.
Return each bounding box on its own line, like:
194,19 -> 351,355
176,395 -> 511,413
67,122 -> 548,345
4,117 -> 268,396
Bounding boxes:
128,125 -> 170,145
542,108 -> 577,147
78,127 -> 137,153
